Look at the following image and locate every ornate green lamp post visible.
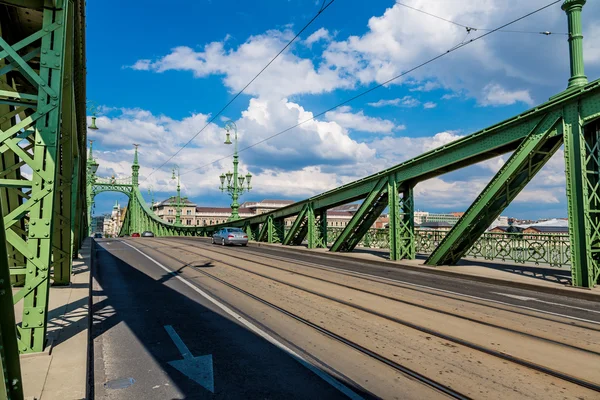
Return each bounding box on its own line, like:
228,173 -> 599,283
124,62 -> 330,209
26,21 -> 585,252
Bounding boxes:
87,100 -> 100,130
219,121 -> 252,221
171,165 -> 184,225
148,185 -> 155,210
86,140 -> 99,236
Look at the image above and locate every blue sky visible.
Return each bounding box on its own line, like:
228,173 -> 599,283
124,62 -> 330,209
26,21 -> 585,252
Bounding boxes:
86,0 -> 600,219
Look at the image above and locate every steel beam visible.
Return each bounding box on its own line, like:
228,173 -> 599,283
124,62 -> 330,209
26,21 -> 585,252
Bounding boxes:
282,204 -> 308,246
0,203 -> 23,400
427,114 -> 564,266
330,178 -> 387,252
388,178 -> 415,261
565,107 -> 600,287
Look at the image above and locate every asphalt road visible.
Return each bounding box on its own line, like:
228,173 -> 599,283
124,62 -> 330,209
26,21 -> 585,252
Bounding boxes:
92,237 -> 600,400
92,239 -> 367,400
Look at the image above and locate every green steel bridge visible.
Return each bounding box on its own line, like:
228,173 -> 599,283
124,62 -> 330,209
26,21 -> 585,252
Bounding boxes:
1,0 -> 599,398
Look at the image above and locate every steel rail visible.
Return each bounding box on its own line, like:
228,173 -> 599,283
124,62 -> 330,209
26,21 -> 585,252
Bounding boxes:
139,240 -> 471,400
144,238 -> 600,394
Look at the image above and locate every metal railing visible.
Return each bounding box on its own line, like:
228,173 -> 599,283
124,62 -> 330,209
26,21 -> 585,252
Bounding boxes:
325,228 -> 570,268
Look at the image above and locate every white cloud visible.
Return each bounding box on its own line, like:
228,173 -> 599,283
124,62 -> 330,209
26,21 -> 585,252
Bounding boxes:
367,96 -> 420,108
584,22 -> 600,66
480,83 -> 534,106
305,28 -> 331,46
325,106 -> 398,134
410,81 -> 440,92
423,101 -> 437,109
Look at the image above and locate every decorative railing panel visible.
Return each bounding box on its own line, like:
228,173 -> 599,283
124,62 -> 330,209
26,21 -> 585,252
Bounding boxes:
325,228 -> 570,268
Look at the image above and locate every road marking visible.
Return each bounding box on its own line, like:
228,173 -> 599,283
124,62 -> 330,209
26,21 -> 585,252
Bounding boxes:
164,325 -> 214,393
234,248 -> 600,325
493,292 -> 600,314
120,241 -> 364,400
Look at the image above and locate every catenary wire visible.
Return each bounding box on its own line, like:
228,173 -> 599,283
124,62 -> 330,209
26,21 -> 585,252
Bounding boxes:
180,0 -> 562,176
143,0 -> 337,181
396,1 -> 568,36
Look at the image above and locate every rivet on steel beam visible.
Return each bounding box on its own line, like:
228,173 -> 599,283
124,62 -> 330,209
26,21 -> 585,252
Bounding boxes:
44,28 -> 48,32
45,221 -> 49,226
28,269 -> 32,274
44,233 -> 49,237
42,61 -> 46,65
55,52 -> 59,56
31,233 -> 35,237
38,322 -> 42,326
24,310 -> 29,315
26,286 -> 31,290
42,49 -> 47,54
54,63 -> 59,67
32,221 -> 36,225
23,323 -> 29,327
38,309 -> 43,314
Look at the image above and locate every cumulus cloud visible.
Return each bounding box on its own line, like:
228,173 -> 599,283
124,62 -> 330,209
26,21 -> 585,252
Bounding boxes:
423,101 -> 437,109
480,83 -> 534,106
305,28 -> 331,46
367,96 -> 420,108
325,106 -> 399,134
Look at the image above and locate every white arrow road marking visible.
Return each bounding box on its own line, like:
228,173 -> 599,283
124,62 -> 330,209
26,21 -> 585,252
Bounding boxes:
165,325 -> 214,393
121,240 -> 363,400
493,292 -> 600,314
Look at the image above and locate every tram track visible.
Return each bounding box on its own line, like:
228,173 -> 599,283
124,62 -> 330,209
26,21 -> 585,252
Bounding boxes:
128,239 -> 471,400
178,237 -> 600,331
129,238 -> 600,398
168,239 -> 600,356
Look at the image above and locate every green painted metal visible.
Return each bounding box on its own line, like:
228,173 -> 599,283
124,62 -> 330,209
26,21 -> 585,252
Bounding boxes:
330,177 -> 387,252
0,201 -> 23,400
563,0 -> 588,89
0,0 -> 90,353
306,204 -> 326,249
219,121 -> 252,221
388,178 -> 415,261
427,114 -> 564,266
282,204 -> 308,246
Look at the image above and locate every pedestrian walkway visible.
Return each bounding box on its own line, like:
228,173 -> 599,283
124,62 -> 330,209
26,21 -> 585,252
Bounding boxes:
16,239 -> 91,400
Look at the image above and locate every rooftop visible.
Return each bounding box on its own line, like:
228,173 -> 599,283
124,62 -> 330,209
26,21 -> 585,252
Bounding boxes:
156,196 -> 197,207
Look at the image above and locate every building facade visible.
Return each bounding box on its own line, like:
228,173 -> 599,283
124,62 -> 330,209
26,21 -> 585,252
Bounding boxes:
153,196 -> 198,226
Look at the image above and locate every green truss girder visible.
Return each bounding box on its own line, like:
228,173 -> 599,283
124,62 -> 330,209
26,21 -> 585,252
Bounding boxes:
282,204 -> 308,246
0,204 -> 23,400
388,179 -> 415,261
427,114 -> 564,266
306,205 -> 327,249
330,178 -> 388,252
564,106 -> 600,287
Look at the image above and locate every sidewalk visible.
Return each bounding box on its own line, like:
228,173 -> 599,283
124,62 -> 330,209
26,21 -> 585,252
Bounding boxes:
15,239 -> 91,400
252,242 -> 600,300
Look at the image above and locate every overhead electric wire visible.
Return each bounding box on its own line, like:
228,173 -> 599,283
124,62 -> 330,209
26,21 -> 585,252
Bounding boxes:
143,0 -> 337,181
396,1 -> 568,36
180,0 -> 562,176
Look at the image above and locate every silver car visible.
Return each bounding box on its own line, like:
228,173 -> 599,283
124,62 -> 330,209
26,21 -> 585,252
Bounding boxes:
212,227 -> 248,246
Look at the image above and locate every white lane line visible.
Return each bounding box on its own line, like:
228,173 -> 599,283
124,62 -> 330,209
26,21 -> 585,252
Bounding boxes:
120,240 -> 364,400
492,292 -> 600,314
236,249 -> 600,326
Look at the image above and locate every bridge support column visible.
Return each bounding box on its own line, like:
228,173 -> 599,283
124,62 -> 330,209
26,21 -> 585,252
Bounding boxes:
564,109 -> 600,287
388,178 -> 415,261
0,0 -> 72,353
306,205 -> 327,249
427,115 -> 563,266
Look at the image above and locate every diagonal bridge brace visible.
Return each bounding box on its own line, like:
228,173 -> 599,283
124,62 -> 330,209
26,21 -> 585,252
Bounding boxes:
330,177 -> 388,253
427,114 -> 564,266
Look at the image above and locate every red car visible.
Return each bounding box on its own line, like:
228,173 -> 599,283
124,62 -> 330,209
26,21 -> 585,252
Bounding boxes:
131,232 -> 140,237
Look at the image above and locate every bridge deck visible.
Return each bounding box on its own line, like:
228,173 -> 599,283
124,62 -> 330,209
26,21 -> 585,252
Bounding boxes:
90,237 -> 600,399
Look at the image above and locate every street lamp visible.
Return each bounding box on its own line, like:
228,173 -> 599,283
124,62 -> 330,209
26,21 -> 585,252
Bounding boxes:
148,185 -> 155,210
171,165 -> 183,225
87,139 -> 99,236
219,121 -> 252,221
87,100 -> 99,130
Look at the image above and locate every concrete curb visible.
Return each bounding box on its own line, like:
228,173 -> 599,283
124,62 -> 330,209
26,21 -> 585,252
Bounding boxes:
248,241 -> 600,302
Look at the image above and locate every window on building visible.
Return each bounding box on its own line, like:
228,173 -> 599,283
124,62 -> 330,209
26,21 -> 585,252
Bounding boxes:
168,219 -> 173,223
187,210 -> 192,215
186,220 -> 191,225
168,209 -> 173,215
